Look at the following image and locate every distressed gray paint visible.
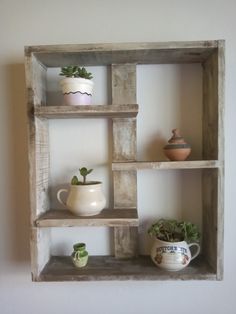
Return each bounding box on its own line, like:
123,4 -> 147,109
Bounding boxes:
39,255 -> 216,281
112,64 -> 138,258
202,41 -> 225,280
25,41 -> 218,67
112,160 -> 220,171
34,104 -> 138,119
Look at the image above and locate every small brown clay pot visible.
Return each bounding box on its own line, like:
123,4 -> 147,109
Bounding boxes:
164,129 -> 191,161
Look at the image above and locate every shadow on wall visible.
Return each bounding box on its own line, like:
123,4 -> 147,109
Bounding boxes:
7,63 -> 30,264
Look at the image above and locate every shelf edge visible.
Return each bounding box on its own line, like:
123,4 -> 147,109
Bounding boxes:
35,208 -> 139,228
112,160 -> 221,171
34,104 -> 139,119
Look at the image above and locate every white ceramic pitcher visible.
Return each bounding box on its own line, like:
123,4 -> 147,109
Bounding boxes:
57,182 -> 106,216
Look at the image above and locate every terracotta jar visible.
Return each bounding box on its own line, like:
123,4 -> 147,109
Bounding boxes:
164,129 -> 191,161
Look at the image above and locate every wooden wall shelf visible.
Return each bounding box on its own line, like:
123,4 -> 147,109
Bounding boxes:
112,160 -> 220,171
39,255 -> 216,282
25,41 -> 218,67
25,40 -> 224,281
35,208 -> 138,227
34,104 -> 139,119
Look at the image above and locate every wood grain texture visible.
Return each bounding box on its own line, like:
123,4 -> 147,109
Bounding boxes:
25,41 -> 218,67
216,166 -> 224,280
111,64 -> 136,104
31,55 -> 47,106
35,117 -> 50,216
217,40 -> 225,163
25,56 -> 50,221
112,64 -> 138,258
113,171 -> 137,208
202,40 -> 224,161
202,169 -> 218,274
203,52 -> 219,160
25,50 -> 51,281
112,160 -> 220,171
114,226 -> 138,259
111,64 -> 136,161
112,118 -> 137,161
35,208 -> 138,227
216,41 -> 225,280
34,104 -> 139,119
39,255 -> 216,281
30,228 -> 51,281
202,40 -> 224,280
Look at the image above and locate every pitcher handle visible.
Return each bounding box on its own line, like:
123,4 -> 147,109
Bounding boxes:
74,251 -> 80,260
188,243 -> 201,261
57,189 -> 68,207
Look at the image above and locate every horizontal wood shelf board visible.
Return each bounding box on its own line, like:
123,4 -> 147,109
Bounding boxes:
35,208 -> 138,227
34,104 -> 139,118
39,255 -> 216,281
112,160 -> 220,171
25,41 -> 220,67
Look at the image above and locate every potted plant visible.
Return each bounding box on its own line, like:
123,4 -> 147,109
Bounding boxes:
57,167 -> 106,216
148,219 -> 200,271
59,66 -> 94,106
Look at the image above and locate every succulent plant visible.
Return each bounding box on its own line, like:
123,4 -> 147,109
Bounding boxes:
71,167 -> 93,185
148,219 -> 200,243
60,66 -> 93,79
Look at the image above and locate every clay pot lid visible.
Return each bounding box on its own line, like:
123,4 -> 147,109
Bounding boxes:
164,129 -> 191,149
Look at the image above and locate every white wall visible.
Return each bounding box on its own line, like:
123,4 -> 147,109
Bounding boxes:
0,0 -> 235,313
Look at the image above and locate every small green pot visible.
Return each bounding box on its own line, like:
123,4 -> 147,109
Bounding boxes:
71,243 -> 88,268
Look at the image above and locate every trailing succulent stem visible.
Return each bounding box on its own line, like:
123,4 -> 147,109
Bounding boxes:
60,66 -> 93,79
148,219 -> 200,243
71,167 -> 93,185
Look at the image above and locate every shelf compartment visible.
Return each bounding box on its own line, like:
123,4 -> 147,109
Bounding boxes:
35,208 -> 138,227
39,255 -> 216,281
34,104 -> 139,119
112,160 -> 220,171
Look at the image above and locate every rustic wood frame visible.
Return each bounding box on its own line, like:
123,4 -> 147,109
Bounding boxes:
25,40 -> 224,281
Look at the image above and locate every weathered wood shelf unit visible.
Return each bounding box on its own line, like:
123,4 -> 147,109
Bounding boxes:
25,40 -> 224,281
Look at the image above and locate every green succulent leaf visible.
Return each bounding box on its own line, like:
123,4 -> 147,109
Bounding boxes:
60,66 -> 93,79
78,167 -> 93,184
148,219 -> 200,243
71,176 -> 79,185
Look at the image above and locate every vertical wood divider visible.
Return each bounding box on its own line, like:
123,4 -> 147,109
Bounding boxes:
202,41 -> 224,279
111,64 -> 138,258
25,52 -> 51,280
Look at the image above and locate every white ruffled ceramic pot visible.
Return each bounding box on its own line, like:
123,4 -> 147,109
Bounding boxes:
151,238 -> 200,271
57,182 -> 106,216
60,77 -> 94,106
